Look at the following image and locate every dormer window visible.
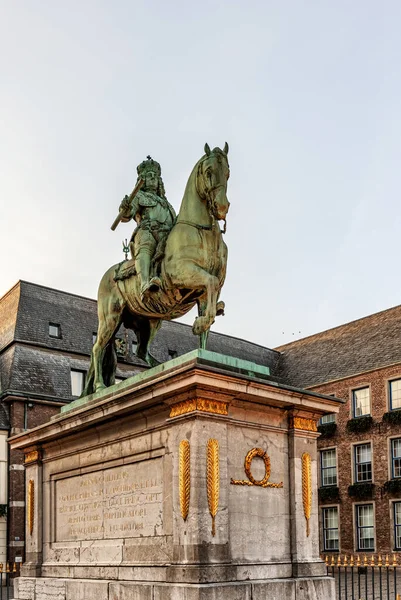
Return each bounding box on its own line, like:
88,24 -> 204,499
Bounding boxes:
49,323 -> 61,338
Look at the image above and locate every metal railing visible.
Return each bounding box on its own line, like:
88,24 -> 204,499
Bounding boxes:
324,554 -> 401,600
0,563 -> 19,600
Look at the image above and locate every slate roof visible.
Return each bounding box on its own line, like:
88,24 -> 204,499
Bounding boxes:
0,281 -> 279,401
275,304 -> 401,388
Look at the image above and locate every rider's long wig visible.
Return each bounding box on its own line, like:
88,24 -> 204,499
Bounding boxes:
136,175 -> 167,200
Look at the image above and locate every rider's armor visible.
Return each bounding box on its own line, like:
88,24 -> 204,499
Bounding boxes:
119,157 -> 176,298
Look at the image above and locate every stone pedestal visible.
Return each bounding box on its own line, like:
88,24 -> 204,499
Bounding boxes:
10,350 -> 341,599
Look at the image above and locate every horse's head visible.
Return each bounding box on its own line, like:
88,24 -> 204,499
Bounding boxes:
196,142 -> 230,223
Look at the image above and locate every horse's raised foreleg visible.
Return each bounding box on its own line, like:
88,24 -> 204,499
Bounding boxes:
192,272 -> 219,339
196,296 -> 209,349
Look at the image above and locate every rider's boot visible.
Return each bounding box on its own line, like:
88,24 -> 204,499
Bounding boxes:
136,251 -> 161,299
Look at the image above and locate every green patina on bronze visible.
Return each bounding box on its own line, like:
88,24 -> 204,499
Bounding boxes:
66,350 -> 270,413
82,144 -> 230,396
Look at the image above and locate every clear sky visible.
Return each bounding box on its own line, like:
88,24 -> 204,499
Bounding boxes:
1,1 -> 401,348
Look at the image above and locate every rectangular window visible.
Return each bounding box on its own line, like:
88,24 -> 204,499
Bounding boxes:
319,413 -> 336,425
392,439 -> 401,478
70,370 -> 85,397
131,340 -> 137,355
390,379 -> 401,411
394,503 -> 401,550
356,504 -> 374,551
321,449 -> 337,486
352,387 -> 370,417
355,443 -> 372,482
49,323 -> 61,338
322,507 -> 339,551
92,332 -> 97,345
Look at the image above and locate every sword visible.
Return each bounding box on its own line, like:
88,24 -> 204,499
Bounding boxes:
110,178 -> 145,231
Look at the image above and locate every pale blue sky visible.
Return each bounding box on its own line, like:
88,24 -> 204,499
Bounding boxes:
1,1 -> 401,347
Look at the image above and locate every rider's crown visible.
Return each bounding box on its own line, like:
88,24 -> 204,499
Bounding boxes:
137,156 -> 161,178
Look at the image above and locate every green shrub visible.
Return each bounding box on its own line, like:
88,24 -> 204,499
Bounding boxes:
383,479 -> 401,495
348,483 -> 375,499
318,423 -> 337,437
318,486 -> 340,502
346,416 -> 374,433
383,411 -> 401,426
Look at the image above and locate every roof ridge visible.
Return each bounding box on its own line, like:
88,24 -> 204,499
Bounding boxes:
275,302 -> 401,351
17,280 -> 97,304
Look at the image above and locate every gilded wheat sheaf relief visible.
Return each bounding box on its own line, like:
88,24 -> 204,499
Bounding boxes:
179,440 -> 191,521
301,452 -> 312,537
28,479 -> 34,536
206,438 -> 220,537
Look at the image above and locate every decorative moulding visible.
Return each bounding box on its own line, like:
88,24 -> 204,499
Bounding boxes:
24,449 -> 41,465
289,416 -> 318,433
170,398 -> 228,418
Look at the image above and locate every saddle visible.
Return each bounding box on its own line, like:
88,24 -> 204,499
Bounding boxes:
114,260 -> 137,282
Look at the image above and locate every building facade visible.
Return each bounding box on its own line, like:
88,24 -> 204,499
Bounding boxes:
276,305 -> 401,557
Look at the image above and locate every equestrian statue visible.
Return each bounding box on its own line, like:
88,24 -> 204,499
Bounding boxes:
82,143 -> 230,396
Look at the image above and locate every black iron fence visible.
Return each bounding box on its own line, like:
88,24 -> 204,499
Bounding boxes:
0,562 -> 19,600
324,555 -> 401,600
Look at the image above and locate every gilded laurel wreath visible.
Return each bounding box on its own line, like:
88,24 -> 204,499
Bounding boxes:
28,479 -> 34,536
206,438 -> 220,536
301,452 -> 312,537
230,447 -> 283,488
179,440 -> 191,521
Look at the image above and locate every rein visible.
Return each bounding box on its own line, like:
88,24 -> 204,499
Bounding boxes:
176,220 -> 213,231
193,157 -> 228,234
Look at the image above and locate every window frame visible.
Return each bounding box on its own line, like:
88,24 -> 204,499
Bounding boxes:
394,502 -> 401,550
322,506 -> 340,552
389,379 -> 401,411
48,322 -> 61,339
320,448 -> 337,487
70,369 -> 86,397
352,386 -> 371,418
354,442 -> 373,483
355,503 -> 375,552
391,438 -> 401,479
319,413 -> 337,425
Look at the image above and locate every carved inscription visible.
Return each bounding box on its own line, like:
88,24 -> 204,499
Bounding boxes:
55,459 -> 163,541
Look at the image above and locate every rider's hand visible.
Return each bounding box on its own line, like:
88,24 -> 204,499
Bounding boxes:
119,195 -> 132,217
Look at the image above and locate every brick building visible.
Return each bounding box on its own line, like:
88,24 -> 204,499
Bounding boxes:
0,280 -> 278,564
276,305 -> 401,556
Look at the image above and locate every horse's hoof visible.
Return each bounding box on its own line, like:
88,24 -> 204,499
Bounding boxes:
216,301 -> 225,316
146,353 -> 160,368
193,316 -> 208,336
95,384 -> 106,393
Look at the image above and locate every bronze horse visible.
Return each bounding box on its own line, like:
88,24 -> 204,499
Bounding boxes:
82,143 -> 230,395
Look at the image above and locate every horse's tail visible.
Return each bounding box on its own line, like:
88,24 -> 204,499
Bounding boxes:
102,340 -> 117,387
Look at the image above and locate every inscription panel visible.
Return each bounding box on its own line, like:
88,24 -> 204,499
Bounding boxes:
55,458 -> 163,541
